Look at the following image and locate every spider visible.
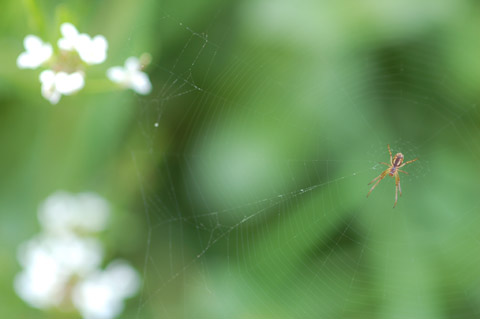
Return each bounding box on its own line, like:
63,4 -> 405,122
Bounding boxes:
367,144 -> 418,207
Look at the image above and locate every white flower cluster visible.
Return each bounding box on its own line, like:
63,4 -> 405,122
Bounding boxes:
17,23 -> 152,104
14,192 -> 140,319
107,56 -> 152,95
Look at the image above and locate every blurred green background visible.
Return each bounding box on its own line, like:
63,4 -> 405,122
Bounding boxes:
2,0 -> 480,318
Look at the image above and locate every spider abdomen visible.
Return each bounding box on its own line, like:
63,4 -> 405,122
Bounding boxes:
389,153 -> 404,176
393,153 -> 404,167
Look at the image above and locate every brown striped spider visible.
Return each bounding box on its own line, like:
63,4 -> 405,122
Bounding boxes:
367,144 -> 418,208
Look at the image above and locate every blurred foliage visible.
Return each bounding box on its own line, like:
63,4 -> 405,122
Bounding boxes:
2,0 -> 480,318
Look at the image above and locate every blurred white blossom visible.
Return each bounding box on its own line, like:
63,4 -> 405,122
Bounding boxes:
17,35 -> 53,69
107,56 -> 152,95
57,22 -> 79,51
73,260 -> 140,319
14,234 -> 103,309
39,70 -> 85,104
58,23 -> 108,65
14,191 -> 140,319
39,191 -> 109,235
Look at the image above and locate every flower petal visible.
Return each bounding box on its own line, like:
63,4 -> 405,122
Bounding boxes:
72,260 -> 139,319
39,70 -> 61,104
131,72 -> 152,95
38,191 -> 110,234
16,52 -> 36,69
107,56 -> 152,94
76,34 -> 108,65
106,67 -> 127,83
55,72 -> 85,95
39,70 -> 55,84
58,23 -> 80,51
60,23 -> 79,38
103,260 -> 140,298
41,86 -> 61,104
125,57 -> 140,72
24,35 -> 43,52
17,36 -> 52,69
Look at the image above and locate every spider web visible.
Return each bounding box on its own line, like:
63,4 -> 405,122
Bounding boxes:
121,4 -> 480,319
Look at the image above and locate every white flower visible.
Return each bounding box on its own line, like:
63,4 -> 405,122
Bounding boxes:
18,235 -> 103,278
76,34 -> 108,65
57,23 -> 80,51
58,22 -> 108,65
14,243 -> 65,308
38,191 -> 110,235
39,70 -> 61,104
39,70 -> 85,104
14,234 -> 103,309
15,191 -> 139,318
17,35 -> 53,69
73,260 -> 140,319
107,57 -> 152,95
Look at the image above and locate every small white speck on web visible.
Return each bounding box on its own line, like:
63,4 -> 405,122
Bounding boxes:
154,123 -> 159,127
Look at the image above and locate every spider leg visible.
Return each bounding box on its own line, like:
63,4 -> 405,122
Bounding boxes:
367,169 -> 389,197
398,169 -> 408,174
387,144 -> 393,165
399,158 -> 418,168
393,173 -> 401,208
368,169 -> 387,185
379,162 -> 390,166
